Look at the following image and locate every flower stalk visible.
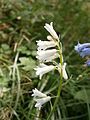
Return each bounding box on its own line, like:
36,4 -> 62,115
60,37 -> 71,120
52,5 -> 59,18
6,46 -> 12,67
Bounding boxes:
47,37 -> 63,120
32,22 -> 68,119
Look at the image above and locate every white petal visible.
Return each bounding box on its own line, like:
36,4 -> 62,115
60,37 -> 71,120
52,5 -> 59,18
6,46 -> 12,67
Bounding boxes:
58,63 -> 68,80
47,35 -> 54,41
32,88 -> 47,97
44,22 -> 59,40
35,96 -> 51,110
36,49 -> 59,62
62,63 -> 68,80
34,63 -> 55,79
36,40 -> 56,50
35,102 -> 41,110
43,53 -> 59,62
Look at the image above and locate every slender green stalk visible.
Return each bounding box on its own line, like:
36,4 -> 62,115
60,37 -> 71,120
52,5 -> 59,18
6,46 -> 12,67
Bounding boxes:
47,75 -> 62,120
47,42 -> 63,120
10,52 -> 21,110
12,52 -> 19,91
14,66 -> 21,110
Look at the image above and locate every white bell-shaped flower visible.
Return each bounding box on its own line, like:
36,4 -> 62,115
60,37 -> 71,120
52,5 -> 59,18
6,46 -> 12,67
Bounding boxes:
34,63 -> 55,79
36,40 -> 56,50
32,88 -> 51,110
62,63 -> 68,80
44,22 -> 59,40
36,49 -> 59,62
32,88 -> 47,97
35,96 -> 51,110
58,63 -> 68,80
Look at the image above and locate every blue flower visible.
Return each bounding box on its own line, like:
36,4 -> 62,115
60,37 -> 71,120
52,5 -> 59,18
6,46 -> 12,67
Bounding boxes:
79,48 -> 90,57
85,60 -> 90,66
75,42 -> 90,57
75,42 -> 90,53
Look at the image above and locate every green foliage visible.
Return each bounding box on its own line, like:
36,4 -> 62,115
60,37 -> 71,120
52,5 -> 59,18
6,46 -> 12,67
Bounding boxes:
19,57 -> 36,71
75,89 -> 90,103
0,0 -> 90,120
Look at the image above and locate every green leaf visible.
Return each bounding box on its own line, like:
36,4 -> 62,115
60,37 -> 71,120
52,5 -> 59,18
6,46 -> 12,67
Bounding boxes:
1,44 -> 10,50
0,76 -> 9,86
1,44 -> 11,54
17,46 -> 31,55
75,89 -> 90,103
19,57 -> 36,71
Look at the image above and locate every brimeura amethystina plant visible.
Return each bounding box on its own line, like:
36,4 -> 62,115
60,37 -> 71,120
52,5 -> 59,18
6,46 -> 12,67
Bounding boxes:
32,22 -> 68,119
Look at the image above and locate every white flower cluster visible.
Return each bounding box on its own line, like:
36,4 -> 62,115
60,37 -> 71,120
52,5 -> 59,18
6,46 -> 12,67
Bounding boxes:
35,22 -> 68,80
32,88 -> 51,110
32,22 -> 68,110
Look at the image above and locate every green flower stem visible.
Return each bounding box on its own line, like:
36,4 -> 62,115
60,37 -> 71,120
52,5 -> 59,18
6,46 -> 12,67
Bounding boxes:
47,77 -> 62,120
47,42 -> 63,120
47,74 -> 62,120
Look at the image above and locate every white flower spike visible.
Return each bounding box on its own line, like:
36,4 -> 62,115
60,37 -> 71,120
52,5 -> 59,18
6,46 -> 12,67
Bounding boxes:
36,49 -> 59,62
32,88 -> 51,110
34,63 -> 55,79
44,22 -> 59,40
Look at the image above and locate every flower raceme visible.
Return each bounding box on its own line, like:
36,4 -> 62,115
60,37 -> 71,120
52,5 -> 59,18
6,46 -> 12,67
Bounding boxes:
32,88 -> 51,110
35,22 -> 68,79
32,22 -> 68,111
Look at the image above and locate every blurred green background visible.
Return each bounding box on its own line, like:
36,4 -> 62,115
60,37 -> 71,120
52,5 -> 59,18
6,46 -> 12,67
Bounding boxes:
0,0 -> 90,120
